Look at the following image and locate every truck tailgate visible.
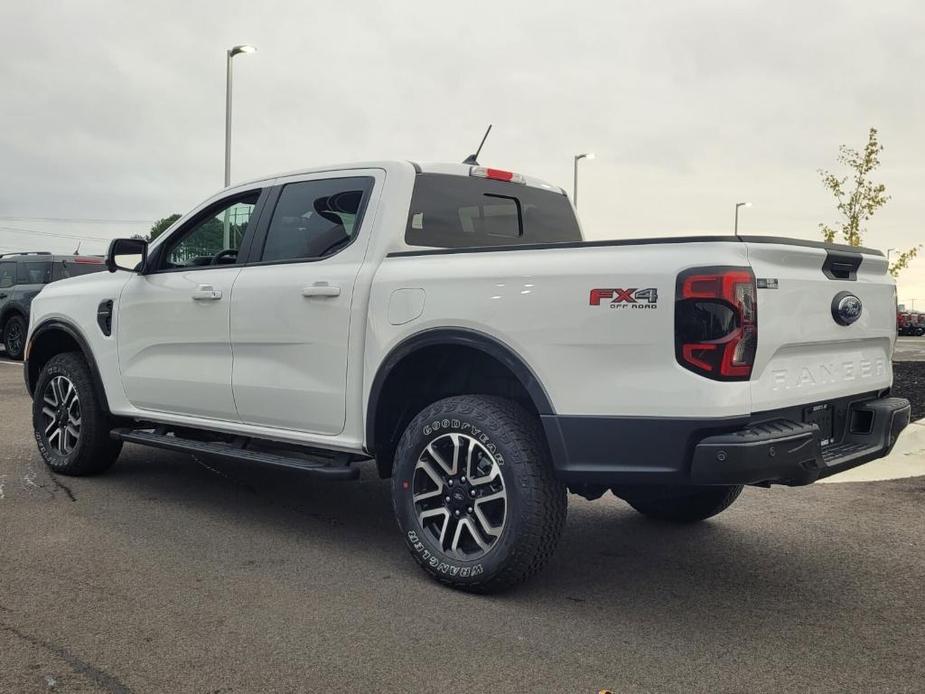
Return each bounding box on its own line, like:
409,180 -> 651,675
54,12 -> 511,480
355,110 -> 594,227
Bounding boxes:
746,242 -> 895,413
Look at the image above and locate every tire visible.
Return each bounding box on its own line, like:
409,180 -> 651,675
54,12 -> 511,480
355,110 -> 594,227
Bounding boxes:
391,395 -> 567,593
623,485 -> 743,523
2,314 -> 27,360
32,352 -> 122,476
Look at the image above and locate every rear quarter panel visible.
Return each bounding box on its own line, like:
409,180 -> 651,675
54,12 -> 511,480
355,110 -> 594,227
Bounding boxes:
365,242 -> 752,419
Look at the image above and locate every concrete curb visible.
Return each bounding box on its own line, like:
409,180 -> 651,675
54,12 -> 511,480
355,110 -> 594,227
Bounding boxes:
821,417 -> 925,483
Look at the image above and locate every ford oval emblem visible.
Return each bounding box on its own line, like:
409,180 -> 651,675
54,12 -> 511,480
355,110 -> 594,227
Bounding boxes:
832,291 -> 862,326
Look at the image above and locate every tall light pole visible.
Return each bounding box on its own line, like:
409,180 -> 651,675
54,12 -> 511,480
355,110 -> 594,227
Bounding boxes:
734,201 -> 752,237
573,153 -> 595,209
225,44 -> 257,188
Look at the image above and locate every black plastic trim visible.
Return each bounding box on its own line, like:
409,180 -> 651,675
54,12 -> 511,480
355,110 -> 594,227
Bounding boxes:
543,390 -> 908,488
25,319 -> 110,414
365,328 -> 555,453
822,250 -> 863,281
96,300 -> 113,336
387,235 -> 885,259
111,429 -> 360,480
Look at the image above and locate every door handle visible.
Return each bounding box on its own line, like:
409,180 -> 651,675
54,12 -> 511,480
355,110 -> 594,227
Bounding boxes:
0,293 -> 7,299
302,283 -> 341,298
192,285 -> 222,301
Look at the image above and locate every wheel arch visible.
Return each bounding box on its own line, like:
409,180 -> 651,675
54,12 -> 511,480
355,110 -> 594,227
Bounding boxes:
0,304 -> 27,333
366,328 -> 554,477
25,319 -> 110,414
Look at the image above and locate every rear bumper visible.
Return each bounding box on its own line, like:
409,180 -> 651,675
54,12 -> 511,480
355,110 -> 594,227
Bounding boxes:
542,392 -> 911,489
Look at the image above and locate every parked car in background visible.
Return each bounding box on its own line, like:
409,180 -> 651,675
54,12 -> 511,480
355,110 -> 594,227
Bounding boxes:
0,252 -> 106,359
897,310 -> 925,336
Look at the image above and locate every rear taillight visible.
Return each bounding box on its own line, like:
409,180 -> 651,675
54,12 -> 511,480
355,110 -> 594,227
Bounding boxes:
675,266 -> 757,381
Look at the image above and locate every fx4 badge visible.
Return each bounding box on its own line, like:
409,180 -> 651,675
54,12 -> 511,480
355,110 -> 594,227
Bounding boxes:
589,288 -> 659,310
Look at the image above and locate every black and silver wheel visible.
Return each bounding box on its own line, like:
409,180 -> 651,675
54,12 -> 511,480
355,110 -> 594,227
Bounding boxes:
412,432 -> 508,560
620,485 -> 743,523
392,395 -> 567,593
2,314 -> 26,360
32,352 -> 121,476
40,374 -> 83,456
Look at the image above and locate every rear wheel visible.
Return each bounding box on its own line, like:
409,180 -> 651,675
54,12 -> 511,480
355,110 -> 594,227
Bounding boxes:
391,395 -> 567,593
2,314 -> 26,360
622,485 -> 743,523
32,352 -> 122,476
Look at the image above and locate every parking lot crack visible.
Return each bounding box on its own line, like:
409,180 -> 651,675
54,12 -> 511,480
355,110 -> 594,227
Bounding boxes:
48,473 -> 76,502
0,623 -> 133,694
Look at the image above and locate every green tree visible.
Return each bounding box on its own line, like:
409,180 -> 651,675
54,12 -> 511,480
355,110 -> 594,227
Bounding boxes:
818,128 -> 917,277
148,213 -> 182,242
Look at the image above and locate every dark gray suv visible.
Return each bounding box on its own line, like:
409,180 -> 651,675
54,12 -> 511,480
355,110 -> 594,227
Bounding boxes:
0,252 -> 106,360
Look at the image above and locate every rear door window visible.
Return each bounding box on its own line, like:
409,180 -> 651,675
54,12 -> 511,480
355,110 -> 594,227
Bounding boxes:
17,261 -> 52,284
405,173 -> 580,249
259,177 -> 374,262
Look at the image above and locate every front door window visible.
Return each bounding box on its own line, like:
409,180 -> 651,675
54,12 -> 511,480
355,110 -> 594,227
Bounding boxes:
162,193 -> 259,270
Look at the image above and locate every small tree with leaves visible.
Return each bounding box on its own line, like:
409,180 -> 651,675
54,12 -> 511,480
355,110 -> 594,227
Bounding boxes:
818,128 -> 917,277
148,213 -> 182,242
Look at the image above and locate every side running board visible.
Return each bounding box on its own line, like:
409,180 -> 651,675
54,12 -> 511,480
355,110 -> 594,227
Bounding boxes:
111,428 -> 360,480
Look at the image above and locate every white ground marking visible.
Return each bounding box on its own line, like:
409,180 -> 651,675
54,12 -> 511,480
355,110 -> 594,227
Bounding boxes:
0,359 -> 22,365
822,417 -> 925,483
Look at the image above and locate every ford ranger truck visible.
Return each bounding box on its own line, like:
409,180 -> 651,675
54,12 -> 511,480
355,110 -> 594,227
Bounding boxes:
23,161 -> 910,593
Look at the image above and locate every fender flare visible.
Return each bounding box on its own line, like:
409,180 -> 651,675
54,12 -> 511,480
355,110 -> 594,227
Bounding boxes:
25,319 -> 110,414
365,327 -> 554,453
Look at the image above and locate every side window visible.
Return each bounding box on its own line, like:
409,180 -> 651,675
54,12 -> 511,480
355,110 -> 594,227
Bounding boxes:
405,173 -> 581,249
260,177 -> 374,263
161,192 -> 260,270
0,262 -> 16,288
17,261 -> 52,284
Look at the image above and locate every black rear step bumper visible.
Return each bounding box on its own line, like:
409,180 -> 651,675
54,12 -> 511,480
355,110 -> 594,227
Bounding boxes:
542,393 -> 911,488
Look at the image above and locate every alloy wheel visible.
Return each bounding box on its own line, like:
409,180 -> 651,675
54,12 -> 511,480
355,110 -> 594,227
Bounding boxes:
41,375 -> 81,455
6,321 -> 23,356
412,433 -> 507,560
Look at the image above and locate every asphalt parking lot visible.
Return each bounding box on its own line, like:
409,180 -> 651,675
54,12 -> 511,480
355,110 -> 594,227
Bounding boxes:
893,336 -> 925,362
1,358 -> 924,693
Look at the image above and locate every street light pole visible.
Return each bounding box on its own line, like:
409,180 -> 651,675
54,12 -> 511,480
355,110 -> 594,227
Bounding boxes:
224,44 -> 257,188
573,153 -> 594,209
734,201 -> 752,237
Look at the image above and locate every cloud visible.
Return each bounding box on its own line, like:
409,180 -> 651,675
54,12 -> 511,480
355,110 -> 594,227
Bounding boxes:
1,0 -> 923,297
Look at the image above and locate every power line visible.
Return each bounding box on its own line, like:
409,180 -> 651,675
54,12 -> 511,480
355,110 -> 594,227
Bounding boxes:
0,225 -> 112,242
0,215 -> 154,224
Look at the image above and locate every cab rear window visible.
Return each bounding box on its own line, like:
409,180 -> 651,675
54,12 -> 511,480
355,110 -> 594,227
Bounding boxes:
405,173 -> 580,249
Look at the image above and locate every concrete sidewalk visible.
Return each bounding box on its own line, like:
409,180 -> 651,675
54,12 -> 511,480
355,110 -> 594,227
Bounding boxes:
822,417 -> 925,483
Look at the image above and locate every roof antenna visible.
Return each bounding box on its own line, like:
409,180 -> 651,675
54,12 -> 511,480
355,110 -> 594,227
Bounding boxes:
73,241 -> 81,255
463,124 -> 492,166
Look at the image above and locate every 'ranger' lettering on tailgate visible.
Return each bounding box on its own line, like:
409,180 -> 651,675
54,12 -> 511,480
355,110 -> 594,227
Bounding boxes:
770,359 -> 886,391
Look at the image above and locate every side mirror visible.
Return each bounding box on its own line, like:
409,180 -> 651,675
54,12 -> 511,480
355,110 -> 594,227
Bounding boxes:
106,238 -> 148,273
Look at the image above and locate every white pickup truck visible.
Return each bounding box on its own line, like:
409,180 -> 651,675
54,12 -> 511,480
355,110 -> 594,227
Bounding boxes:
24,161 -> 910,592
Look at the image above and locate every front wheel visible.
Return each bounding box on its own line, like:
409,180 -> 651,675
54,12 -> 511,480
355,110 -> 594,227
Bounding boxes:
2,314 -> 27,360
32,352 -> 122,476
622,485 -> 743,523
391,395 -> 567,593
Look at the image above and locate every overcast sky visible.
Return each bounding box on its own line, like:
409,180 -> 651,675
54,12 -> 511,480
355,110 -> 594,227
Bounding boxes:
2,1 -> 924,302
